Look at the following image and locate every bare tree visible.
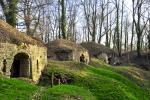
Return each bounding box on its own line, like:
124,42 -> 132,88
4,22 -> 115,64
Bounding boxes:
124,16 -> 130,52
82,0 -> 98,42
113,0 -> 121,56
82,0 -> 91,42
130,0 -> 135,51
67,0 -> 78,41
133,0 -> 148,57
18,0 -> 46,36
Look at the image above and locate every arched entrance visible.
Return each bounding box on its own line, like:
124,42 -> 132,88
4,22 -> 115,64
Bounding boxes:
11,53 -> 31,78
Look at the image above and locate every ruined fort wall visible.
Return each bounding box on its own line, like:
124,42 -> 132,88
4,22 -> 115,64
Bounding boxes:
0,43 -> 47,82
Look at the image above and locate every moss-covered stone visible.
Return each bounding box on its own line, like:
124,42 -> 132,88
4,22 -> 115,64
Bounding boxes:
46,39 -> 90,63
0,43 -> 47,82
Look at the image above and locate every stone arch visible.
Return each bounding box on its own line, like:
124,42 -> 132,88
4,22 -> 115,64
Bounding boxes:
11,52 -> 31,78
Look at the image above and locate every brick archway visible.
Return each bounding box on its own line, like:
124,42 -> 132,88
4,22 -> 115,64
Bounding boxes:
11,52 -> 31,78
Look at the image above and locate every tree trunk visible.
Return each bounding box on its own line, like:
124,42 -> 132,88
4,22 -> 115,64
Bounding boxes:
131,22 -> 134,51
115,0 -> 121,56
131,0 -> 135,51
57,0 -> 61,39
61,0 -> 67,39
120,0 -> 124,55
137,35 -> 141,57
105,0 -> 109,47
0,0 -> 18,27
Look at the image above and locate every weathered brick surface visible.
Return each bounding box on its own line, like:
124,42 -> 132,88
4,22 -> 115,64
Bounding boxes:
47,39 -> 90,63
0,43 -> 47,82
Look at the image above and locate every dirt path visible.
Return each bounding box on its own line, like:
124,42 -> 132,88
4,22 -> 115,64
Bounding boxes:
31,87 -> 46,100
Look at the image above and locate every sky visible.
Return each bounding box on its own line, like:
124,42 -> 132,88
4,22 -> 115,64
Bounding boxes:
0,0 -> 146,46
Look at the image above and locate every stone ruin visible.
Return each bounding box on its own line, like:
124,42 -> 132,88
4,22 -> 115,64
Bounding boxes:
0,20 -> 90,83
0,20 -> 91,83
81,42 -> 118,65
46,39 -> 90,63
0,20 -> 47,82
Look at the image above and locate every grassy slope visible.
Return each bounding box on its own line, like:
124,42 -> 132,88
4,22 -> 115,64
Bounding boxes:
41,60 -> 150,100
0,76 -> 38,100
90,58 -> 150,88
0,59 -> 149,100
41,85 -> 96,100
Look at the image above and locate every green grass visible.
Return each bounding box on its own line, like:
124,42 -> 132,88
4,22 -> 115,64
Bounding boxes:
41,60 -> 150,100
90,58 -> 150,89
41,85 -> 96,100
84,66 -> 149,100
0,59 -> 150,100
0,76 -> 38,100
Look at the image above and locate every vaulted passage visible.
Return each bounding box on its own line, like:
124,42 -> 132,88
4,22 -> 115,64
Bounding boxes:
11,53 -> 31,78
55,50 -> 72,61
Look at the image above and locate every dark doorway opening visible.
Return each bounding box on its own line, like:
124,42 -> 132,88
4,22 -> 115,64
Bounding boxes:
55,50 -> 72,61
11,53 -> 30,78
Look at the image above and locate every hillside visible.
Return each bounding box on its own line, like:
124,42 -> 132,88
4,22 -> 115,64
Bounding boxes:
0,59 -> 150,100
40,60 -> 150,100
81,42 -> 116,56
0,76 -> 38,100
0,19 -> 44,46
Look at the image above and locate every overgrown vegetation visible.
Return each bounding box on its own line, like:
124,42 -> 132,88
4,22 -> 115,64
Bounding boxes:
90,58 -> 150,88
0,20 -> 44,46
39,60 -> 150,100
41,85 -> 96,100
0,76 -> 37,100
0,59 -> 150,100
